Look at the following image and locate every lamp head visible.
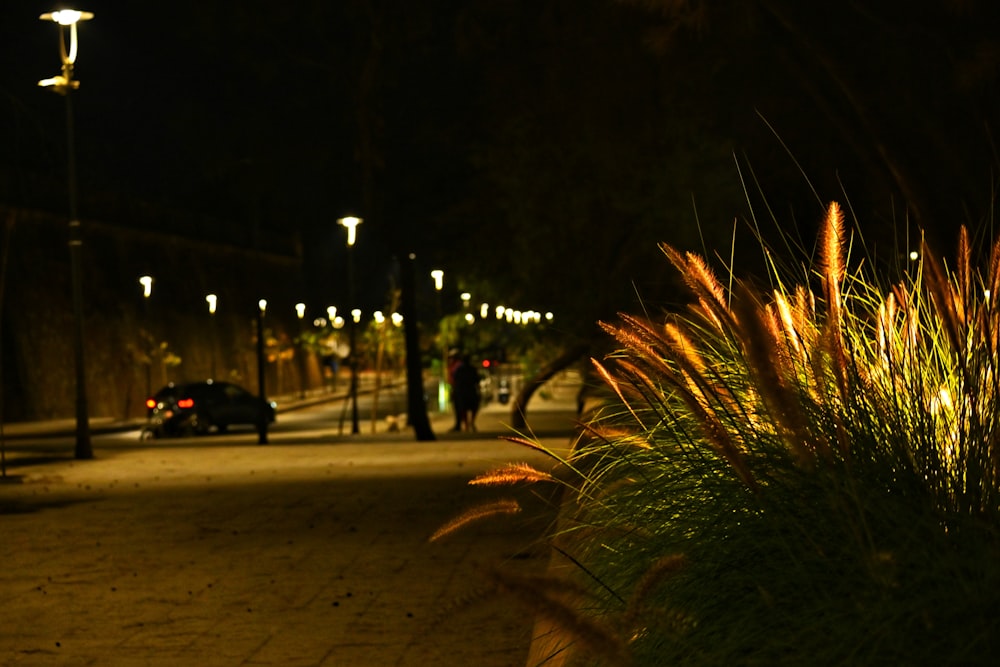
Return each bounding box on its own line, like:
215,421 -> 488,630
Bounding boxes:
338,216 -> 362,247
40,10 -> 94,25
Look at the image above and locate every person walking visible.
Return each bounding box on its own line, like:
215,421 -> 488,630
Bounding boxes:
447,349 -> 463,431
452,354 -> 481,432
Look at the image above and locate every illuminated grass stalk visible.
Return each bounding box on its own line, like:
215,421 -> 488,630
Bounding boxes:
461,202 -> 1000,665
432,202 -> 1000,665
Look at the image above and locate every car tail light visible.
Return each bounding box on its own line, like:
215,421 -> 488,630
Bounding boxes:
177,398 -> 195,409
145,398 -> 157,409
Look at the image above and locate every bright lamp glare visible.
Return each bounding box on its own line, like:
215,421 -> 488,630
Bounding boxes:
43,10 -> 94,25
338,216 -> 362,247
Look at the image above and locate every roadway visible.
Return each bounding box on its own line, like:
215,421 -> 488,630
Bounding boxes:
0,377 -> 583,666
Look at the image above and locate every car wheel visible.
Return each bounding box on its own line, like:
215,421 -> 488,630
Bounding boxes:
192,413 -> 213,435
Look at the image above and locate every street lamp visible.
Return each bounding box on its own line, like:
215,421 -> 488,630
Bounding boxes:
139,276 -> 154,397
39,8 -> 94,460
294,303 -> 307,399
431,270 -> 448,412
338,215 -> 362,434
256,299 -> 268,444
206,294 -> 218,379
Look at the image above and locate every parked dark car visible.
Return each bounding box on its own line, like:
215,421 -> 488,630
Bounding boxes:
142,381 -> 276,438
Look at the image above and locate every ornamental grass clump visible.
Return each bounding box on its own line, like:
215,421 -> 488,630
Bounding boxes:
458,203 -> 1000,665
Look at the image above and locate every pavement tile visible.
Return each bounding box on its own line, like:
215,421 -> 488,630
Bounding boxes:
0,389 -> 580,666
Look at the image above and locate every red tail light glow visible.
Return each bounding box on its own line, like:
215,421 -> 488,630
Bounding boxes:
177,398 -> 195,409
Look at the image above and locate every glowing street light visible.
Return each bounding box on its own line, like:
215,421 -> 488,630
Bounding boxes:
339,216 -> 362,247
295,302 -> 306,320
138,275 -> 155,396
431,269 -> 447,412
206,294 -> 218,379
39,8 -> 95,459
256,299 -> 268,444
338,216 -> 362,434
37,10 -> 93,94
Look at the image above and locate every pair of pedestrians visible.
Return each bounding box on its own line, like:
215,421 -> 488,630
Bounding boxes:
448,351 -> 481,431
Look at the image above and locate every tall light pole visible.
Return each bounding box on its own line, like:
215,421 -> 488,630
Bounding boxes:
206,294 -> 218,379
139,275 -> 153,397
256,299 -> 268,445
295,302 -> 307,399
431,269 -> 448,412
39,9 -> 94,460
339,216 -> 362,434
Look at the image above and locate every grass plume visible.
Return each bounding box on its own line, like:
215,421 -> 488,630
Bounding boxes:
469,463 -> 555,487
428,498 -> 522,543
518,202 -> 1000,665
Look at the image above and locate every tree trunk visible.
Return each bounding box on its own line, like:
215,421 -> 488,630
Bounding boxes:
400,253 -> 435,440
509,342 -> 590,430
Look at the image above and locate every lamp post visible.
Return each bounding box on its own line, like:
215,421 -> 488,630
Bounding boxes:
139,275 -> 153,397
295,302 -> 307,399
256,299 -> 268,445
39,9 -> 94,460
431,269 -> 448,412
206,294 -> 218,379
339,216 -> 362,434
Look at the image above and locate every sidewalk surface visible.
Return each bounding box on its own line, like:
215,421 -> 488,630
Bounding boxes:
0,380 -> 583,666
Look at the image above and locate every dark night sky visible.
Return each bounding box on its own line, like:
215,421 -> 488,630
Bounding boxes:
4,1 -> 1000,326
1,1 -> 481,312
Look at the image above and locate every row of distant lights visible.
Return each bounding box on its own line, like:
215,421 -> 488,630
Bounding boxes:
309,303 -> 555,329
310,306 -> 400,329
141,274 -> 554,326
432,269 -> 554,326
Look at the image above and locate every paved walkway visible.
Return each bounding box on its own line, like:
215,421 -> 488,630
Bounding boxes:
0,386 -> 582,666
